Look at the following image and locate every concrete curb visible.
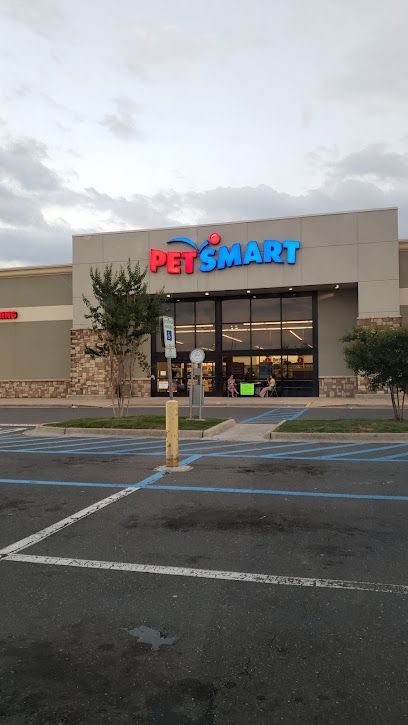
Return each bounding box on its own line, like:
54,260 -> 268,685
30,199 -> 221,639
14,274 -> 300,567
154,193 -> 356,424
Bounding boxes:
27,418 -> 235,440
267,432 -> 408,442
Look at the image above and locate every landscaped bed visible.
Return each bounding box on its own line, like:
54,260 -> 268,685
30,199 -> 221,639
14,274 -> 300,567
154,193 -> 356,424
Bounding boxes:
47,415 -> 225,431
277,418 -> 408,433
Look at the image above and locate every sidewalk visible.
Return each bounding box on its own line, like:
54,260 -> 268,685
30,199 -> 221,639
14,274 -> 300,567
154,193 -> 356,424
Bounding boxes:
0,395 -> 392,408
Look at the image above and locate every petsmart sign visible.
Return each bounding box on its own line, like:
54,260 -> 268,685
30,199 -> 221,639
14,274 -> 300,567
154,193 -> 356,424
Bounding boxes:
149,232 -> 301,275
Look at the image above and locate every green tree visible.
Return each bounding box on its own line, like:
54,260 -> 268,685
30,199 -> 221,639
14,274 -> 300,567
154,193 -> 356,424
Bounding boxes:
83,262 -> 162,417
343,326 -> 408,421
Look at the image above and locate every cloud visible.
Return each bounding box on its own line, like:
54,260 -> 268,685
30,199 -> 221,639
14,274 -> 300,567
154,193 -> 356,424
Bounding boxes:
0,137 -> 62,191
101,97 -> 142,141
0,182 -> 44,226
320,14 -> 408,110
330,144 -> 408,181
1,133 -> 407,269
0,0 -> 66,39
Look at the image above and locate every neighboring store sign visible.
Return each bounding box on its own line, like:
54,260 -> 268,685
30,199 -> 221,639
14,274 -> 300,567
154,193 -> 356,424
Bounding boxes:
0,310 -> 18,320
161,315 -> 176,359
149,232 -> 301,274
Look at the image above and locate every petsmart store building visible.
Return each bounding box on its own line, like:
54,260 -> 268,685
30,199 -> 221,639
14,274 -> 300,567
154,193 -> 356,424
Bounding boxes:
0,207 -> 406,399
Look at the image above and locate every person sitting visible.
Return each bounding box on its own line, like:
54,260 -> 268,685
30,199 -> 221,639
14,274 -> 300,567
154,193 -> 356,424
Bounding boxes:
227,374 -> 239,397
259,375 -> 277,397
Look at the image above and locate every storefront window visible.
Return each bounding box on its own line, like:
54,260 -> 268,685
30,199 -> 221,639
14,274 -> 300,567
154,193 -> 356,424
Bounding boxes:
222,299 -> 250,350
282,296 -> 313,349
222,323 -> 250,350
175,300 -> 195,350
251,297 -> 281,350
222,298 -> 250,323
153,293 -> 316,396
196,300 -> 215,351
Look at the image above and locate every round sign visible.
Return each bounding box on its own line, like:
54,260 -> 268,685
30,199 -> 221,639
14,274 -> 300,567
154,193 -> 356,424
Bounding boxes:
189,348 -> 205,364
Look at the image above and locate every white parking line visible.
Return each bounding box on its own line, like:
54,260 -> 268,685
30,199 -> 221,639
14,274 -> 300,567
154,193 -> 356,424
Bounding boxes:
0,467 -> 165,558
0,486 -> 139,557
4,553 -> 408,595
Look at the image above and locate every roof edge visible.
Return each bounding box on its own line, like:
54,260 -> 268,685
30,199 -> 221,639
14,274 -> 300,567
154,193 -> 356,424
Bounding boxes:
72,207 -> 399,239
0,264 -> 72,278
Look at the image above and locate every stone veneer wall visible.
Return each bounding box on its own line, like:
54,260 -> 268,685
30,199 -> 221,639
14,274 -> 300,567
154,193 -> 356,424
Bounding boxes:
70,329 -> 110,396
131,378 -> 151,397
0,380 -> 70,398
319,376 -> 357,398
70,329 -> 150,398
356,316 -> 402,329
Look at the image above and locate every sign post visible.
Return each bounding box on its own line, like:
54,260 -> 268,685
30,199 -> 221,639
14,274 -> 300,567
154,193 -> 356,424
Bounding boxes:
161,316 -> 179,467
189,348 -> 205,420
161,316 -> 176,399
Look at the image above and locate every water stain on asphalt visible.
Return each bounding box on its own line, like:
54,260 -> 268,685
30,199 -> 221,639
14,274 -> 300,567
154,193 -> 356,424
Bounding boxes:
128,626 -> 178,652
152,508 -> 379,537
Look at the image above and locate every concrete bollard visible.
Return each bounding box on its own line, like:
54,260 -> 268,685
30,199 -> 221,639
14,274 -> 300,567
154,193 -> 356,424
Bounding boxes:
166,399 -> 179,467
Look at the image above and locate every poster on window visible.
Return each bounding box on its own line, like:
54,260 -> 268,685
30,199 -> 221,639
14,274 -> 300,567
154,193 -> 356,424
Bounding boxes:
259,362 -> 273,378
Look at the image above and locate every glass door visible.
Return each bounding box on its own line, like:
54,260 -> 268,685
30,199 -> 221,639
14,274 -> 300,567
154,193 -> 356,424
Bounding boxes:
154,360 -> 215,396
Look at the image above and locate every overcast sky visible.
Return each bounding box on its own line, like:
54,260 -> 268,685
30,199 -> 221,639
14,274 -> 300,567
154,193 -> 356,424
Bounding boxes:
0,0 -> 407,267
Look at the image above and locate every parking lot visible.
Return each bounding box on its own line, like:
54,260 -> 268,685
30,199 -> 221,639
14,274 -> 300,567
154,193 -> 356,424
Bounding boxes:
1,419 -> 408,724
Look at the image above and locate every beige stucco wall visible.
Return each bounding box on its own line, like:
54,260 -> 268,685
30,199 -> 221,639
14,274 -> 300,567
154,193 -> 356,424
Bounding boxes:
0,268 -> 72,381
318,288 -> 358,377
72,208 -> 399,328
0,320 -> 71,379
0,272 -> 72,307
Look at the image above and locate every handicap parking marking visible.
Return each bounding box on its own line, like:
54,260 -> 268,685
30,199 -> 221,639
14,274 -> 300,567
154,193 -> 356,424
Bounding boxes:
1,433 -> 408,463
143,482 -> 408,502
318,442 -> 408,460
242,407 -> 307,424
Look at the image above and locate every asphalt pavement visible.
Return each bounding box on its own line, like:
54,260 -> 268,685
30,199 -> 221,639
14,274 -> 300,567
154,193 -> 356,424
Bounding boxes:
1,432 -> 408,723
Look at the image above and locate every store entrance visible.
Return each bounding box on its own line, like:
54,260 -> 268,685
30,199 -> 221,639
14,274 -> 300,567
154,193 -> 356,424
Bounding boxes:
154,359 -> 216,396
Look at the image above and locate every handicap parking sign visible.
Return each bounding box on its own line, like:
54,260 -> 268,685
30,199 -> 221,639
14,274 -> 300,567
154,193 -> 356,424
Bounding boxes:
166,330 -> 173,341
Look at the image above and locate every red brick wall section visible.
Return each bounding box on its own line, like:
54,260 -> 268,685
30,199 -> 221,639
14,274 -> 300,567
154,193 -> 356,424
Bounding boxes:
0,380 -> 70,398
319,377 -> 357,398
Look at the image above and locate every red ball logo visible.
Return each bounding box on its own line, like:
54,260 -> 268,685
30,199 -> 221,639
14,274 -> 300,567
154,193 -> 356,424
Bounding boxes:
208,232 -> 221,245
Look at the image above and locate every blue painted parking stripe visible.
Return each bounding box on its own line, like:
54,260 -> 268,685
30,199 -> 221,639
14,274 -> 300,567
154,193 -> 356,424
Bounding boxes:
319,442 -> 408,460
0,434 -> 38,442
242,407 -> 306,423
263,441 -> 373,458
0,435 -> 130,449
0,438 -> 166,454
54,438 -> 166,453
204,440 -> 320,456
288,409 -> 308,420
214,441 -> 368,458
379,451 -> 408,461
144,483 -> 408,501
179,454 -> 202,465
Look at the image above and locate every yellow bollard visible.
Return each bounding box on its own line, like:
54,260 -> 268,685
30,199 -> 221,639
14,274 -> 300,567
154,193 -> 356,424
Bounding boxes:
166,399 -> 179,467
